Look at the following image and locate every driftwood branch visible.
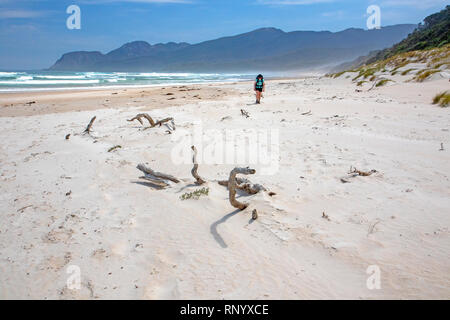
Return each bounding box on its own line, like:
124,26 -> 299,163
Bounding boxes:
228,167 -> 256,210
128,113 -> 175,130
341,166 -> 378,183
83,116 -> 97,134
143,117 -> 174,130
127,113 -> 155,126
108,145 -> 122,153
241,109 -> 250,118
191,146 -> 206,185
368,80 -> 378,91
137,164 -> 180,184
349,166 -> 377,177
218,177 -> 266,195
138,176 -> 170,189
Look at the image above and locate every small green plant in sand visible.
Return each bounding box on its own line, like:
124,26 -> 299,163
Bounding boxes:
180,187 -> 210,200
432,91 -> 450,107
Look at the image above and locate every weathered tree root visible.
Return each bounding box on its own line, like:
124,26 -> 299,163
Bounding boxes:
137,164 -> 180,185
228,167 -> 256,210
83,116 -> 97,134
191,146 -> 206,185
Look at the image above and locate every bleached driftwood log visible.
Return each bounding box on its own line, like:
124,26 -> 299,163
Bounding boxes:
137,164 -> 180,183
228,167 -> 256,210
191,146 -> 206,185
83,116 -> 97,134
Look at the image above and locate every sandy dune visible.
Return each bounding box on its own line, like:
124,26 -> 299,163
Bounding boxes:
0,77 -> 449,299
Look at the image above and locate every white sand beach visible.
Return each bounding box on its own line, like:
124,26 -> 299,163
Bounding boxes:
0,75 -> 449,299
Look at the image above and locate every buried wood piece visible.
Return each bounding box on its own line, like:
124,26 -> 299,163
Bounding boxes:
136,164 -> 180,184
191,146 -> 206,185
83,116 -> 97,134
301,110 -> 312,116
228,167 -> 256,210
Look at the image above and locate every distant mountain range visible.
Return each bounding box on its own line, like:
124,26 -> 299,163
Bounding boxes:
49,24 -> 417,73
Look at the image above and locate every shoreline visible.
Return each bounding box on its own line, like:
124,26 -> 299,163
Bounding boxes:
0,80 -> 252,117
0,76 -> 311,117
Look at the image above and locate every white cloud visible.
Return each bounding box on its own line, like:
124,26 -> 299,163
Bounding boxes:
0,9 -> 49,19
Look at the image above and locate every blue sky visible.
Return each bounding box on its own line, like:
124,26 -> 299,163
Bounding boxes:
0,0 -> 448,69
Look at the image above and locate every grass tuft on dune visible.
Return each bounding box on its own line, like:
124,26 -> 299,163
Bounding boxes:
432,91 -> 450,107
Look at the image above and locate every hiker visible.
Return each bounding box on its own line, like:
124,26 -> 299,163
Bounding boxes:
254,74 -> 265,104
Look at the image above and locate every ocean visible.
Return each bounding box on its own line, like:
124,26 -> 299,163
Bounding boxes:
0,71 -> 253,92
